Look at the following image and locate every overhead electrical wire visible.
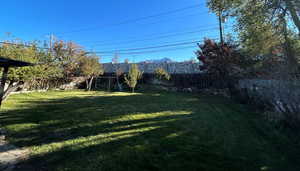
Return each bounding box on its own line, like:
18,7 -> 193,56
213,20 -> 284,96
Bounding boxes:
93,37 -> 202,51
92,40 -> 212,54
0,41 -> 199,61
1,2 -> 234,62
93,41 -> 201,54
99,45 -> 199,56
86,27 -> 223,49
0,35 -> 219,55
77,15 -> 216,44
0,36 -> 219,56
0,1 -> 228,62
81,24 -> 221,44
50,3 -> 207,36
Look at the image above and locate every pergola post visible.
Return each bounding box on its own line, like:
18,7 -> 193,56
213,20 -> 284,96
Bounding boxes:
0,66 -> 9,107
0,57 -> 34,108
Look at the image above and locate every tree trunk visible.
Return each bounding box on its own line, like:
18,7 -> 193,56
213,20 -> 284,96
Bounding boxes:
0,67 -> 9,107
88,77 -> 94,91
85,79 -> 89,91
132,87 -> 135,93
285,0 -> 300,36
281,10 -> 298,72
2,81 -> 24,101
116,76 -> 123,91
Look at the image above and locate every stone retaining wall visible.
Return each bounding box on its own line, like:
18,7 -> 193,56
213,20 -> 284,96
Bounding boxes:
234,79 -> 300,126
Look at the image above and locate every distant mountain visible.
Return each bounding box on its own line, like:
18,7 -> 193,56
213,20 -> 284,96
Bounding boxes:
140,58 -> 174,63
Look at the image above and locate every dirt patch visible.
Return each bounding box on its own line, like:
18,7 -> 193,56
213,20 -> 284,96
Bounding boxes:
0,127 -> 28,171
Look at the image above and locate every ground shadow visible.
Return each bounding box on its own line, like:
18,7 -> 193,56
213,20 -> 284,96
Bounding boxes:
1,91 -> 300,171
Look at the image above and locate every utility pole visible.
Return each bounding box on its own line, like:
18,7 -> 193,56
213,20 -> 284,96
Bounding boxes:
49,34 -> 54,52
218,10 -> 224,44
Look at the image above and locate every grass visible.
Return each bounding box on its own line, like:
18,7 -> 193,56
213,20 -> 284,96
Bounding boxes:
1,90 -> 300,171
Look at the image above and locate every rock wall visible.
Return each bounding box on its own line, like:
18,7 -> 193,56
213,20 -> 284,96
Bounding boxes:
59,77 -> 87,90
234,79 -> 300,125
103,62 -> 202,74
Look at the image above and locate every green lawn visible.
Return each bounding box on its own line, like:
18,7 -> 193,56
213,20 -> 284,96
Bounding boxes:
1,90 -> 299,171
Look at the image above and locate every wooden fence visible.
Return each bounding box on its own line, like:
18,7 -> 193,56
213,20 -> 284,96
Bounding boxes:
95,73 -> 233,90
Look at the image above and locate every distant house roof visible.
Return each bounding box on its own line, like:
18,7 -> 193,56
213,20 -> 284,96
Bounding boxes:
0,57 -> 34,68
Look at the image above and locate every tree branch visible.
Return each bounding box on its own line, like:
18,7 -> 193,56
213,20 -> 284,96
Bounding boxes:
2,81 -> 23,101
285,0 -> 300,35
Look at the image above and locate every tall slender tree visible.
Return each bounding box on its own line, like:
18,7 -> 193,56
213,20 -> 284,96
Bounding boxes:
124,64 -> 143,93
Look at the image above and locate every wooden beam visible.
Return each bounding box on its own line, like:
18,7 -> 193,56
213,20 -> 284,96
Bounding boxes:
0,66 -> 9,107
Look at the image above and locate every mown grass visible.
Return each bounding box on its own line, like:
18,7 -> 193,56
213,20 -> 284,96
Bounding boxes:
1,90 -> 299,171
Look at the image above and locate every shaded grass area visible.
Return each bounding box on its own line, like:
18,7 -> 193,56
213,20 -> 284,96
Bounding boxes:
1,90 -> 299,171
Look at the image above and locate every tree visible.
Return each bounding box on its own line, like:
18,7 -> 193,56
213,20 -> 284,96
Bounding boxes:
52,40 -> 84,78
52,40 -> 106,90
78,55 -> 104,91
207,0 -> 300,34
154,67 -> 171,81
0,41 -> 62,100
207,0 -> 300,70
196,39 -> 253,77
0,37 -> 106,99
124,64 -> 143,93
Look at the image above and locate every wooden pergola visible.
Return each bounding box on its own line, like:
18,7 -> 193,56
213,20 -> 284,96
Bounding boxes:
0,57 -> 34,107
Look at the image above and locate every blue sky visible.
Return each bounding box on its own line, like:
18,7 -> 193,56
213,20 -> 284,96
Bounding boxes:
0,0 -> 232,63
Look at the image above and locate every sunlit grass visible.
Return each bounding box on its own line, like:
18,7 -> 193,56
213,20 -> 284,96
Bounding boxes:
31,125 -> 161,156
1,90 -> 300,171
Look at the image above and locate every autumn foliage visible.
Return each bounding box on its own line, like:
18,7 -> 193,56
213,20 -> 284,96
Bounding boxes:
196,39 -> 246,77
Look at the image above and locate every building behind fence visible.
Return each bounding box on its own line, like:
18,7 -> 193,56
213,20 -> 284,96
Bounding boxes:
102,62 -> 202,74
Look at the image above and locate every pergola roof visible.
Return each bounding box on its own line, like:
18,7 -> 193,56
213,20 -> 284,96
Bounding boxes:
0,57 -> 34,68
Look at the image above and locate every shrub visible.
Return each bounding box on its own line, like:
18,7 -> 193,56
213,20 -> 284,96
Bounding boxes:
124,64 -> 143,93
154,67 -> 171,81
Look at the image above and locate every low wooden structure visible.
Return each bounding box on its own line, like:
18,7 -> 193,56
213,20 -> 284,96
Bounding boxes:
95,76 -> 117,91
0,57 -> 33,107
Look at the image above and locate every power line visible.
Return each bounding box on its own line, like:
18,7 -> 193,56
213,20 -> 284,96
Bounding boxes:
93,40 -> 203,54
94,37 -> 202,51
0,38 -> 220,62
0,36 -> 219,56
77,16 -> 216,44
1,34 -> 220,55
81,24 -> 220,45
61,10 -> 211,41
99,45 -> 199,56
51,3 -> 206,36
87,26 -> 222,48
0,25 -> 223,52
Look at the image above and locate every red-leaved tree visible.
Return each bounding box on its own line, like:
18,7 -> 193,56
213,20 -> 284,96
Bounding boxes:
196,39 -> 248,78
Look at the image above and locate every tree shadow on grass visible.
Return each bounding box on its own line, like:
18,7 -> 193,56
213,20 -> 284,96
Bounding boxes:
1,92 -> 197,148
1,92 -> 300,171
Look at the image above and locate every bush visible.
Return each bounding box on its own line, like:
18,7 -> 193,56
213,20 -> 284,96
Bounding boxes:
124,64 -> 143,93
154,67 -> 171,81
